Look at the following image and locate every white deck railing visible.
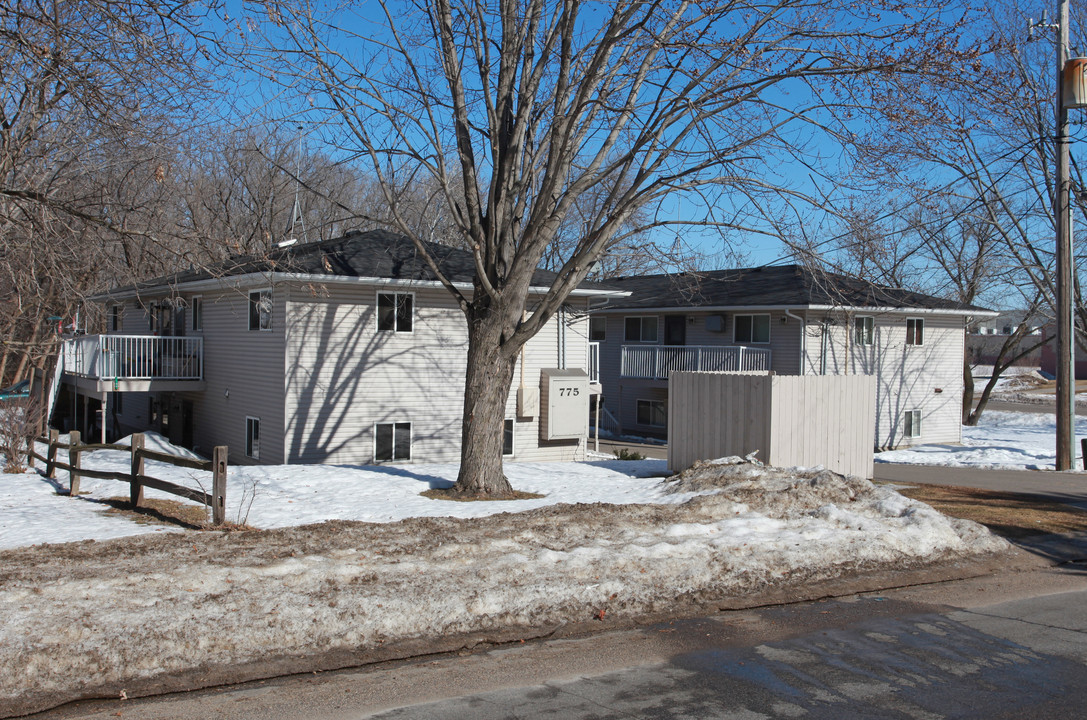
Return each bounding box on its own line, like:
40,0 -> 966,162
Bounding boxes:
588,341 -> 600,383
62,335 -> 203,381
620,344 -> 771,379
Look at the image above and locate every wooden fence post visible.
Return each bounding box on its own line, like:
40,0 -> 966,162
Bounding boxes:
212,446 -> 227,525
45,429 -> 58,478
130,433 -> 145,508
68,430 -> 81,496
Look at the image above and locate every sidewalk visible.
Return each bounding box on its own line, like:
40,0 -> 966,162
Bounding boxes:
874,462 -> 1087,508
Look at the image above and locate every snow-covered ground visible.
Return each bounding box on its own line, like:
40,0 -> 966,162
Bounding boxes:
1,433 -> 684,550
1,451 -> 1006,715
876,410 -> 1087,470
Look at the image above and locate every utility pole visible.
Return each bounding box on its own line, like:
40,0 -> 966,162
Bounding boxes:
1036,0 -> 1078,470
1055,0 -> 1076,471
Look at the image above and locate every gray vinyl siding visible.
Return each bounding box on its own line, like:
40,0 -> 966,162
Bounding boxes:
593,309 -> 803,436
284,285 -> 589,465
182,285 -> 288,463
108,300 -> 152,435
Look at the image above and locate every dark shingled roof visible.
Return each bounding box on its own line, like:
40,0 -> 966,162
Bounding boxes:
109,229 -> 610,294
596,265 -> 991,313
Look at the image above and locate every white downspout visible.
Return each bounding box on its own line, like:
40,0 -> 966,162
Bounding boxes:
785,309 -> 805,374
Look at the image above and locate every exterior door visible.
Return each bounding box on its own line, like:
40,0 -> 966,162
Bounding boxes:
664,315 -> 687,345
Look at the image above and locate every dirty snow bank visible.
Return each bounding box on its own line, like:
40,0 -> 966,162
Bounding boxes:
0,461 -> 1007,714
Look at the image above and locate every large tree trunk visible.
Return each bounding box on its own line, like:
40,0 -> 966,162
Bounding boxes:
961,357 -> 975,425
453,313 -> 519,498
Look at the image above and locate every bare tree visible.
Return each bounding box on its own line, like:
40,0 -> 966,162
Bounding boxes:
241,0 -> 988,496
0,0 -> 218,381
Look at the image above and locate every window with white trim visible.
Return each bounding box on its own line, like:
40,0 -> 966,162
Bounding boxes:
590,316 -> 607,342
624,316 -> 658,342
248,290 -> 272,331
854,316 -> 874,346
906,318 -> 924,346
377,292 -> 413,333
637,399 -> 667,427
191,296 -> 203,331
503,418 -> 515,456
375,421 -> 412,461
245,417 -> 261,460
734,314 -> 770,344
110,305 -> 123,332
904,409 -> 921,438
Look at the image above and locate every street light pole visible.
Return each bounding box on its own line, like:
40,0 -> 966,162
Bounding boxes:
1055,0 -> 1076,471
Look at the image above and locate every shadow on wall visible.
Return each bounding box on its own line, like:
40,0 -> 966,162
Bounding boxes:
817,313 -> 957,450
285,293 -> 465,464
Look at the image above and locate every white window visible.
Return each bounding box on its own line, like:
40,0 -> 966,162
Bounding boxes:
624,316 -> 658,343
110,305 -> 123,333
734,314 -> 770,344
854,316 -> 874,346
378,292 -> 413,333
245,417 -> 261,460
904,409 -> 921,438
906,318 -> 924,346
375,421 -> 412,461
590,316 -> 607,342
503,419 -> 515,456
191,296 -> 203,332
637,399 -> 667,427
248,290 -> 272,331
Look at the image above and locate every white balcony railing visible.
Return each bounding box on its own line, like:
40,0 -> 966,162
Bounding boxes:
620,344 -> 771,379
588,341 -> 600,383
63,335 -> 203,381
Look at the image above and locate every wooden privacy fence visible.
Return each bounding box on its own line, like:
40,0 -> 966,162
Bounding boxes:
27,430 -> 227,524
669,372 -> 877,478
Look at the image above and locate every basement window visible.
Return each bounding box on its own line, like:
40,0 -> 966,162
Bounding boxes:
904,409 -> 921,439
375,421 -> 412,461
503,419 -> 515,456
246,416 -> 260,460
637,399 -> 667,428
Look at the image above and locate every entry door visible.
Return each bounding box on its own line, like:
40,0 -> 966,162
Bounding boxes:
664,315 -> 687,346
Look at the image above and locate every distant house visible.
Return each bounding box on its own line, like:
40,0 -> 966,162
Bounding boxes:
56,230 -> 620,465
591,266 -> 995,450
967,310 -> 1047,369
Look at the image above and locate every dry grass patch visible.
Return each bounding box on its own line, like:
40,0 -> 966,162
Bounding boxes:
421,488 -> 545,502
893,483 -> 1087,539
94,496 -> 257,531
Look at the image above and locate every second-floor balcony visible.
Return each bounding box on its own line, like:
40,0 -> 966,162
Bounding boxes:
621,344 -> 771,380
61,335 -> 205,392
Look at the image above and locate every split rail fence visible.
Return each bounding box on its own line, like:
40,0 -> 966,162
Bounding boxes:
27,430 -> 227,524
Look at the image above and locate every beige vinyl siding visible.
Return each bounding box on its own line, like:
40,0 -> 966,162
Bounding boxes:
284,284 -> 466,464
804,311 -> 964,449
505,302 -> 589,462
669,373 -> 876,477
179,285 -> 287,463
284,286 -> 589,465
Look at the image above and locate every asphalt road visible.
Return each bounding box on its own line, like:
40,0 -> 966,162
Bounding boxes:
36,538 -> 1087,720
